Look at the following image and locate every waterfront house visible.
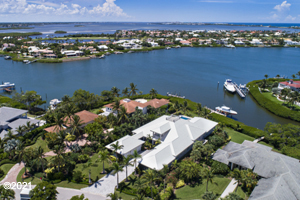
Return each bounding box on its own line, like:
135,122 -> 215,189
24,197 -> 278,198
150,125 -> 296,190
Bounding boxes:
250,39 -> 263,46
212,140 -> 300,200
98,45 -> 109,51
61,50 -> 84,57
234,40 -> 245,45
278,80 -> 300,92
0,107 -> 40,139
180,40 -> 191,45
44,54 -> 57,58
106,115 -> 218,169
102,98 -> 169,116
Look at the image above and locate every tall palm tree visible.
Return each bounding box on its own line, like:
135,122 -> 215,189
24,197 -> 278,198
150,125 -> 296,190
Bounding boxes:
4,129 -> 14,140
70,115 -> 83,139
230,168 -> 242,192
172,100 -> 180,113
16,126 -> 25,137
196,103 -> 202,116
122,156 -> 134,181
111,86 -> 120,98
53,112 -> 65,132
14,142 -> 29,175
129,82 -> 139,97
112,98 -> 121,114
35,146 -> 46,173
264,74 -> 268,79
297,71 -> 300,79
98,149 -> 110,174
142,168 -> 158,199
149,88 -> 158,99
65,103 -> 76,122
118,106 -> 129,124
132,150 -> 142,175
25,121 -> 33,133
110,141 -> 124,156
181,101 -> 189,114
82,159 -> 93,184
122,87 -> 129,97
292,74 -> 296,79
203,167 -> 216,192
112,162 -> 124,189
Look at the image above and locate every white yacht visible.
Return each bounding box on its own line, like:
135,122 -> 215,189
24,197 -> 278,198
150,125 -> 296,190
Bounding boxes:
225,44 -> 236,48
0,82 -> 15,88
224,79 -> 236,93
215,106 -> 238,115
165,47 -> 171,50
50,99 -> 62,110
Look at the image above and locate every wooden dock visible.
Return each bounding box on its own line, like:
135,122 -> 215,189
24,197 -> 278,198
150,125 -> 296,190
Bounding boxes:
205,106 -> 226,116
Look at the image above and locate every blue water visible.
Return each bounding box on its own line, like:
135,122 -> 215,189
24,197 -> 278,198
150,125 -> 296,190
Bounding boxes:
1,47 -> 300,129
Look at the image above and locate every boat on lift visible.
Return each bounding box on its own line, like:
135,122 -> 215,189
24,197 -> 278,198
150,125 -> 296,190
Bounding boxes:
215,105 -> 238,115
224,79 -> 236,93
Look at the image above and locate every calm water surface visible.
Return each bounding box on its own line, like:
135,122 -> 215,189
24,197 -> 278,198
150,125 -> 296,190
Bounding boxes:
1,47 -> 300,129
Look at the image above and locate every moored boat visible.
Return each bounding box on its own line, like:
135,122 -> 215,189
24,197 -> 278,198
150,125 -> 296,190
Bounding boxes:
215,105 -> 238,115
0,82 -> 15,88
224,79 -> 236,93
4,56 -> 12,60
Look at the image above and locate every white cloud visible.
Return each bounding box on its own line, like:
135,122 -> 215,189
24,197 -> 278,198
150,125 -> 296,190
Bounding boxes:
0,0 -> 128,17
274,1 -> 291,12
285,15 -> 296,21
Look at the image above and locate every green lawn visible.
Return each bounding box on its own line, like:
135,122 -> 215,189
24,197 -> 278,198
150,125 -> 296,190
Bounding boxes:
261,92 -> 300,110
0,164 -> 15,181
175,177 -> 231,199
27,136 -> 51,152
225,128 -> 255,144
17,168 -> 43,185
54,181 -> 88,189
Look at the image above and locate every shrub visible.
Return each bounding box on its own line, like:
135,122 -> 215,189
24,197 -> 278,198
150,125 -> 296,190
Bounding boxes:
175,180 -> 185,189
0,168 -> 4,178
66,133 -> 76,142
211,161 -> 229,175
159,187 -> 173,200
78,154 -> 89,163
73,171 -> 84,183
0,159 -> 16,166
109,155 -> 116,162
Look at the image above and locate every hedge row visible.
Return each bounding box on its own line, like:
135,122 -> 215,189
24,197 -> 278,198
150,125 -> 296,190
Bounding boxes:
210,113 -> 266,138
247,80 -> 300,122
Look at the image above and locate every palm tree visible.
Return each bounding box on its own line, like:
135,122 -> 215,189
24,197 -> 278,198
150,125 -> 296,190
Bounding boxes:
297,71 -> 300,79
16,126 -> 25,137
281,88 -> 291,102
112,98 -> 121,114
25,121 -> 33,133
98,149 -> 110,174
292,74 -> 296,79
112,162 -> 124,189
276,74 -> 281,78
82,159 -> 93,184
65,103 -> 76,122
172,100 -> 180,113
35,146 -> 46,173
122,156 -> 134,181
132,150 -> 141,175
264,74 -> 268,79
181,101 -> 189,114
149,88 -> 158,99
196,103 -> 202,116
203,167 -> 216,192
106,192 -> 119,200
118,106 -> 129,124
142,168 -> 158,199
0,185 -> 15,200
122,87 -> 129,97
4,129 -> 14,140
230,169 -> 242,192
129,82 -> 139,97
53,112 -> 65,132
111,86 -> 120,98
69,115 -> 83,139
14,142 -> 29,175
110,141 -> 124,156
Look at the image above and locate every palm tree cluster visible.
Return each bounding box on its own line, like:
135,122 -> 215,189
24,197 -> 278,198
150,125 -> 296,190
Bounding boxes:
230,168 -> 258,194
280,88 -> 300,109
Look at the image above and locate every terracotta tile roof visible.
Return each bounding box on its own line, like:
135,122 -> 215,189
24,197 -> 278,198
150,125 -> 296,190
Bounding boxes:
280,81 -> 300,88
64,110 -> 99,126
44,125 -> 65,133
104,99 -> 169,114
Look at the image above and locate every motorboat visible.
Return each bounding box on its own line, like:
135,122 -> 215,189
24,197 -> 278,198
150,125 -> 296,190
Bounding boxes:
4,56 -> 12,60
224,79 -> 236,93
105,52 -> 111,55
165,47 -> 171,50
99,55 -> 105,59
215,106 -> 238,115
0,82 -> 15,88
225,44 -> 235,48
50,99 -> 62,110
127,51 -> 134,53
23,60 -> 29,63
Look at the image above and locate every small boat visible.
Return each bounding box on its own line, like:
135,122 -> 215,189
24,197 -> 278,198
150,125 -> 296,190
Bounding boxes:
99,55 -> 105,59
165,47 -> 171,50
50,99 -> 62,110
225,44 -> 235,48
105,52 -> 111,55
114,51 -> 124,54
175,45 -> 181,48
127,51 -> 134,53
26,61 -> 31,64
224,79 -> 236,93
4,56 -> 12,60
244,45 -> 250,48
0,82 -> 15,88
215,106 -> 238,115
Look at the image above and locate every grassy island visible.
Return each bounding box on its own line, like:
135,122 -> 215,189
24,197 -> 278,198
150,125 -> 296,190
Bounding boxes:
54,30 -> 67,34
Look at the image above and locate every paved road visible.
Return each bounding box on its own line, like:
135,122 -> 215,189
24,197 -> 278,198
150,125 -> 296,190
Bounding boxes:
81,158 -> 141,197
219,178 -> 237,199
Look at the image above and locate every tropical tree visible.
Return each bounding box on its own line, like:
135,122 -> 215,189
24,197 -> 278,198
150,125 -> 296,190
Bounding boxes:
98,149 -> 110,174
297,71 -> 300,79
142,168 -> 158,199
129,82 -> 139,97
196,103 -> 202,116
149,88 -> 158,99
14,142 -> 30,175
202,191 -> 217,200
112,162 -> 124,189
276,74 -> 281,78
122,87 -> 129,97
281,88 -> 291,102
223,193 -> 243,200
118,106 -> 129,124
111,86 -> 120,98
181,101 -> 189,114
64,103 -> 76,122
106,192 -> 119,200
0,185 -> 15,200
112,98 -> 121,114
264,74 -> 268,79
230,169 -> 242,192
82,159 -> 93,184
292,74 -> 296,79
132,150 -> 142,175
69,115 -> 83,138
34,146 -> 46,173
172,100 -> 180,113
53,112 -> 65,132
70,194 -> 89,200
30,181 -> 58,200
110,141 -> 124,156
4,129 -> 14,140
16,125 -> 25,137
122,155 -> 134,181
203,167 -> 216,192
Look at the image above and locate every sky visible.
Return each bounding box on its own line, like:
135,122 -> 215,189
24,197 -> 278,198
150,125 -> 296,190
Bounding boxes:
0,0 -> 300,23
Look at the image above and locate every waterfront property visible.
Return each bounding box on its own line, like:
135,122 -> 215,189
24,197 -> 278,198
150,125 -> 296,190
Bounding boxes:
212,140 -> 300,200
102,98 -> 169,116
0,107 -> 40,139
106,115 -> 218,170
278,79 -> 300,92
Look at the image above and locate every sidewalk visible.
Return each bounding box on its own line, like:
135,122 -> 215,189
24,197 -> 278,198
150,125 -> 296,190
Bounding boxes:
219,178 -> 237,199
0,162 -> 24,184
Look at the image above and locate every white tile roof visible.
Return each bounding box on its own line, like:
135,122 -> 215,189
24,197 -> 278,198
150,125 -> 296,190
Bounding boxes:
105,135 -> 145,155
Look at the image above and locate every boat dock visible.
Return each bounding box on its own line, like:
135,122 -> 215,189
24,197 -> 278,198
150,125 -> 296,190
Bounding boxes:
167,92 -> 185,99
0,86 -> 15,93
233,83 -> 246,98
205,106 -> 226,116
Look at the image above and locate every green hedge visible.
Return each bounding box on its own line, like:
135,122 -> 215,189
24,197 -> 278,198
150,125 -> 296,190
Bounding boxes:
247,80 -> 300,122
210,113 -> 266,138
0,159 -> 17,166
37,59 -> 63,63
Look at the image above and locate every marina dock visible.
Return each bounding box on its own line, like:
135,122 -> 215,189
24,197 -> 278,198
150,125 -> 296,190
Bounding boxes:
234,83 -> 246,98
